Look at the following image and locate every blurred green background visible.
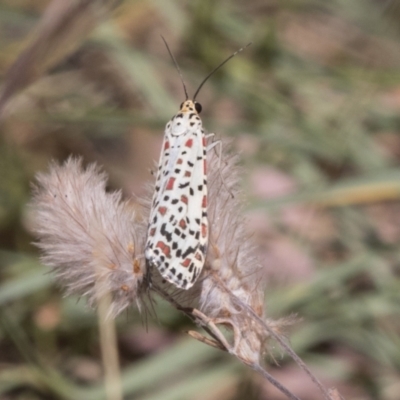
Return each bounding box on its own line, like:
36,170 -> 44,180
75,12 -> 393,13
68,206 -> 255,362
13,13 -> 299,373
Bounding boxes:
1,0 -> 400,399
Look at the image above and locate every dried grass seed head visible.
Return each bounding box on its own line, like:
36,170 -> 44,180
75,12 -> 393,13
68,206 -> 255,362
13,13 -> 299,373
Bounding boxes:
31,157 -> 147,317
201,139 -> 268,363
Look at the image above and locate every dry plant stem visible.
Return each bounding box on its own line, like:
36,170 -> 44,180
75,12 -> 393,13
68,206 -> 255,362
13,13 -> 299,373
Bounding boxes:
212,276 -> 339,400
248,307 -> 334,400
150,284 -> 230,350
251,363 -> 302,400
151,284 -> 302,400
186,330 -> 227,351
188,309 -> 302,400
97,289 -> 122,400
190,308 -> 233,351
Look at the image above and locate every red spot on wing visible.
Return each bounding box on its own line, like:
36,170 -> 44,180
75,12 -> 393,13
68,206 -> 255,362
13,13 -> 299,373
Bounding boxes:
158,206 -> 167,215
184,171 -> 191,177
179,219 -> 187,229
156,241 -> 171,257
177,158 -> 183,164
166,177 -> 175,190
201,223 -> 207,238
203,159 -> 207,174
185,138 -> 193,148
181,195 -> 188,204
181,258 -> 191,267
164,140 -> 170,150
202,137 -> 206,146
202,195 -> 207,208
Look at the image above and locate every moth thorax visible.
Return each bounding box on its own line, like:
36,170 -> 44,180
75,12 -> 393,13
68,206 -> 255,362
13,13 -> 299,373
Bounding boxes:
170,112 -> 202,136
170,116 -> 189,136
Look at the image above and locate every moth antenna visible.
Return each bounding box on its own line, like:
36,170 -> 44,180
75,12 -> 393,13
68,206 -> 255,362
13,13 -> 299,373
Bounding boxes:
193,42 -> 252,101
161,35 -> 189,101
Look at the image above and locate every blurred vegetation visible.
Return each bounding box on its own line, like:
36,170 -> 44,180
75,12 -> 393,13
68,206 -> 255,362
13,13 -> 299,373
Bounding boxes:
1,0 -> 400,399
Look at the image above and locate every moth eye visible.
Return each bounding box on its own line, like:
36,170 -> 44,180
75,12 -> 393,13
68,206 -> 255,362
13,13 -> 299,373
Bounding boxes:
194,102 -> 202,114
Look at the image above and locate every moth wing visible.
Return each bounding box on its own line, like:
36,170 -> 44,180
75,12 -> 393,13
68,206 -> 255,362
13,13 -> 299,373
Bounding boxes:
145,131 -> 207,289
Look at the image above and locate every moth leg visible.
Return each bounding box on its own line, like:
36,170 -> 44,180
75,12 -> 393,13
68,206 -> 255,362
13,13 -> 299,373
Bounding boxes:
205,132 -> 215,140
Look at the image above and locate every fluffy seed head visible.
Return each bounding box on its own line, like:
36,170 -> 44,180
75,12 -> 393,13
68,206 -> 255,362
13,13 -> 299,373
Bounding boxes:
30,158 -> 147,317
199,140 -> 267,363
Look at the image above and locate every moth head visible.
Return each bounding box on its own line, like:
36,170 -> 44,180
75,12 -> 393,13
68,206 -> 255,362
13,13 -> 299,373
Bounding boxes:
179,100 -> 202,114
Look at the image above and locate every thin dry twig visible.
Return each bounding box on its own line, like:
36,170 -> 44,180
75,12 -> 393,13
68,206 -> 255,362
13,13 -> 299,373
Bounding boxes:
151,282 -> 302,400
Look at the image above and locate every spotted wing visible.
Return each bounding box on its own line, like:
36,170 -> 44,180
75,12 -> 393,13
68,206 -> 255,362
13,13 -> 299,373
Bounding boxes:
145,130 -> 208,289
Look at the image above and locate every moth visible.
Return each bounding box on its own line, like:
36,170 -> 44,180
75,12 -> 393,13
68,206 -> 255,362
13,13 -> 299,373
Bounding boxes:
145,38 -> 250,289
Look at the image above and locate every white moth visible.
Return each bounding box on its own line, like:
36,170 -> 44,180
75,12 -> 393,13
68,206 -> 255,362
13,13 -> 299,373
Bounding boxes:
145,38 -> 251,289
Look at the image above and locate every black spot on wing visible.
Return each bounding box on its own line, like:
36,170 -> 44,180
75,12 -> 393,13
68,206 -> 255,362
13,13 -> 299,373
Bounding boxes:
160,223 -> 172,242
182,245 -> 197,259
